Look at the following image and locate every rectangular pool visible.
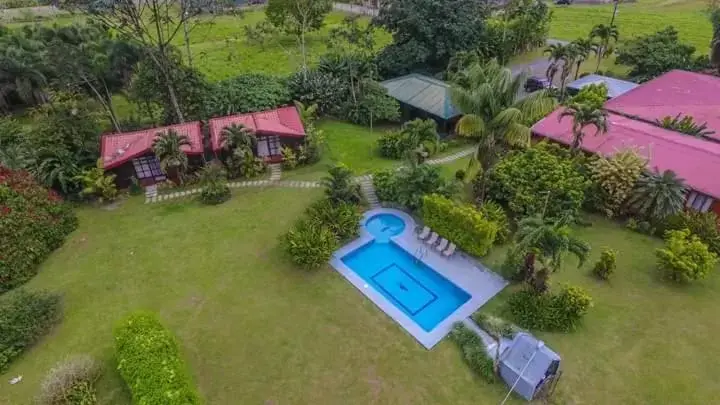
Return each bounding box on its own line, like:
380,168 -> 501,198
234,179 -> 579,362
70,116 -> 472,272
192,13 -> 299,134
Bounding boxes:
341,241 -> 471,332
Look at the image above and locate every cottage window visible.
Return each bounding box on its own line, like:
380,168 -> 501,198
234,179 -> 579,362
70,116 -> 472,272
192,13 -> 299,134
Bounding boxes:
132,156 -> 165,180
686,191 -> 714,213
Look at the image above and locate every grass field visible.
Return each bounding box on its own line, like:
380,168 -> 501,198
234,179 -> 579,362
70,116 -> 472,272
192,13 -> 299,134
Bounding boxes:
550,0 -> 712,52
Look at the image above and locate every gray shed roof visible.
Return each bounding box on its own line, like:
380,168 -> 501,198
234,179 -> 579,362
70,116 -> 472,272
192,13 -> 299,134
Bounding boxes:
380,74 -> 460,120
500,333 -> 560,387
567,74 -> 639,99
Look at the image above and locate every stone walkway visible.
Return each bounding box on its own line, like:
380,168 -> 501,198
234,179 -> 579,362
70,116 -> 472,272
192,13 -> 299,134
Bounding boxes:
146,147 -> 474,204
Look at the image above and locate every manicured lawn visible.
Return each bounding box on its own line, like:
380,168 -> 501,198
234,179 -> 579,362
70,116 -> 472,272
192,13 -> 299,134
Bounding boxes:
0,188 -> 518,405
550,0 -> 711,52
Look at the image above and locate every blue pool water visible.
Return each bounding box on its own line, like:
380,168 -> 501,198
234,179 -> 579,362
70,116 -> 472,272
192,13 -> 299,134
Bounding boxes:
341,214 -> 470,331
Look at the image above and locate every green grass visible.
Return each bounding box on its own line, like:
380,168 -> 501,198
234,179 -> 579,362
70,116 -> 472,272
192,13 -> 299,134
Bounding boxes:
550,0 -> 712,52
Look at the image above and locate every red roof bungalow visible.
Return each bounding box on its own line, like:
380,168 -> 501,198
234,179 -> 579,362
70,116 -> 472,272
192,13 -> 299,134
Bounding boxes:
532,70 -> 720,216
100,122 -> 204,187
209,105 -> 306,163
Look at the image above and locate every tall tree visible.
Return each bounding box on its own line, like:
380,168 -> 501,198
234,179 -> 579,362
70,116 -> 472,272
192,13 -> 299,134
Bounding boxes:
570,38 -> 598,80
558,103 -> 609,152
266,0 -> 333,74
450,60 -> 556,201
590,24 -> 619,73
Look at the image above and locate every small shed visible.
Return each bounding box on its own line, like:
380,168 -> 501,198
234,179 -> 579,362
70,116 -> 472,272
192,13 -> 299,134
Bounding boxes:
498,332 -> 560,401
380,74 -> 461,134
567,74 -> 639,99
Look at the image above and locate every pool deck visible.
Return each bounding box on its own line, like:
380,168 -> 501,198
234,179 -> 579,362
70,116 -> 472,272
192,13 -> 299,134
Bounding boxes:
330,208 -> 508,349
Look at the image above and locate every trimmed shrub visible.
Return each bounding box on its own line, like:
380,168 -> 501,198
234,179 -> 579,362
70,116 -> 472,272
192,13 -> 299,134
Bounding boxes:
0,290 -> 62,372
664,211 -> 720,255
374,165 -> 456,211
0,167 -> 78,293
203,73 -> 290,117
656,229 -> 718,283
488,145 -> 590,219
448,323 -> 497,383
592,248 -> 617,280
377,129 -> 407,159
477,200 -> 510,244
508,284 -> 593,332
114,312 -> 202,405
306,199 -> 361,243
37,355 -> 102,405
507,289 -> 551,331
421,194 -> 498,256
282,218 -> 339,270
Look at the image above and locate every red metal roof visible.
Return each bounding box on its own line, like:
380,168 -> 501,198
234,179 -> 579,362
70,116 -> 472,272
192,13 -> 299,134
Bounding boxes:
208,106 -> 306,151
605,70 -> 720,141
101,122 -> 204,170
532,109 -> 720,199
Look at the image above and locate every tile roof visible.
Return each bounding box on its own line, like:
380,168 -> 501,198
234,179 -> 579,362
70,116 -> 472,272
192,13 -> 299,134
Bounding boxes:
567,74 -> 639,99
100,122 -> 204,170
209,106 -> 305,151
604,70 -> 720,141
380,74 -> 460,120
532,109 -> 720,199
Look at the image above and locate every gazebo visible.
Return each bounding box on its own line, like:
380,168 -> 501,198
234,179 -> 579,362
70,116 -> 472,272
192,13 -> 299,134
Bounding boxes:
380,73 -> 461,135
498,332 -> 561,401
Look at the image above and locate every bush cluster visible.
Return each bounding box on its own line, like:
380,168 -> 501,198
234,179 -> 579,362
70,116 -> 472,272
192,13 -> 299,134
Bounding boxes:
487,145 -> 590,219
656,229 -> 718,283
203,73 -> 291,118
0,290 -> 63,372
477,201 -> 510,244
421,194 -> 498,256
114,312 -> 202,405
508,285 -> 593,332
448,323 -> 497,383
472,313 -> 520,340
587,150 -> 646,218
37,355 -> 102,405
197,163 -> 231,205
374,164 -> 456,211
1,167 -> 77,293
664,211 -> 720,255
377,118 -> 439,160
592,248 -> 617,280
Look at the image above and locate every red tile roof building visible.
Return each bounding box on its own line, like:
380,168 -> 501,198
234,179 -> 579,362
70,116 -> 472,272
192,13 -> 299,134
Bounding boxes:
532,70 -> 720,215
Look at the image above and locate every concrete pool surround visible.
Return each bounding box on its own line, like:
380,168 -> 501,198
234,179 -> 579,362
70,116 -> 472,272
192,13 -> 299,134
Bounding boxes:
330,208 -> 507,349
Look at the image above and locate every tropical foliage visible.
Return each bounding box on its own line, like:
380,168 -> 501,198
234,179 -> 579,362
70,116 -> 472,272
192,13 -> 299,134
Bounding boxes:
421,194 -> 498,257
487,144 -> 590,219
656,114 -> 715,138
627,169 -> 687,222
322,163 -> 361,206
448,323 -> 497,383
282,217 -> 339,270
558,103 -> 609,152
220,124 -> 266,179
377,118 -> 439,161
37,355 -> 103,405
477,200 -> 510,244
593,248 -> 617,280
587,149 -> 646,217
508,284 -> 593,332
114,312 -> 202,405
152,129 -> 191,184
451,60 -> 556,201
0,289 -> 62,372
198,162 -> 231,205
515,214 -> 590,273
0,167 -> 77,293
74,159 -> 118,203
569,82 -> 607,110
656,229 -> 718,283
305,198 -> 361,242
664,211 -> 720,255
204,73 -> 291,117
589,24 -> 618,73
374,164 -> 456,211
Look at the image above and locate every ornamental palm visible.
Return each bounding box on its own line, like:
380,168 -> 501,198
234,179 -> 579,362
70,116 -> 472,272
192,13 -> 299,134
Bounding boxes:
516,214 -> 590,272
627,169 -> 687,221
152,129 -> 191,183
221,123 -> 257,152
656,114 -> 715,138
558,103 -> 609,152
590,24 -> 619,73
544,43 -> 567,84
570,38 -> 598,80
450,60 -> 556,200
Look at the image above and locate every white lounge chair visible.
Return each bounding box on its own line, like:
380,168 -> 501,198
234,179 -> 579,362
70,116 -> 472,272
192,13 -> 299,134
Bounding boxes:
417,226 -> 431,240
425,232 -> 439,246
443,243 -> 456,257
435,238 -> 449,252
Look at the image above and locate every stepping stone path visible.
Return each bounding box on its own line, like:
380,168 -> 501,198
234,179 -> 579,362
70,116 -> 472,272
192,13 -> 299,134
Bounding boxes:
269,163 -> 282,181
426,148 -> 474,165
357,175 -> 380,209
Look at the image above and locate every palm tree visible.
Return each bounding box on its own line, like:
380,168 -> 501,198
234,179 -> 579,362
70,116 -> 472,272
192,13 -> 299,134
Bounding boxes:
590,24 -> 619,73
627,169 -> 687,221
656,114 -> 715,138
220,124 -> 257,152
294,100 -> 319,127
710,8 -> 720,74
543,43 -> 567,85
558,103 -> 609,152
451,60 -> 556,201
516,214 -> 590,272
570,38 -> 598,80
152,129 -> 191,183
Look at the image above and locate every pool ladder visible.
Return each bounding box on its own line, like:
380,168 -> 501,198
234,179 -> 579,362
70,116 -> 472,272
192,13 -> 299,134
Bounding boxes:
414,246 -> 428,263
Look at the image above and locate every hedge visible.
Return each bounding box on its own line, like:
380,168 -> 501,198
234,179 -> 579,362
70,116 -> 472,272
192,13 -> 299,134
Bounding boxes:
114,312 -> 202,405
421,194 -> 497,256
0,167 -> 77,293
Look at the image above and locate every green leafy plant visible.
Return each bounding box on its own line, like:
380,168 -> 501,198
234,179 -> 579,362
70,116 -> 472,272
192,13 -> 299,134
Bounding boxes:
128,176 -> 143,196
488,144 -> 590,219
282,218 -> 339,270
74,159 -> 118,203
377,118 -> 439,160
664,211 -> 720,255
421,194 -> 498,256
0,289 -> 62,372
515,214 -> 590,272
0,167 -> 77,293
306,199 -> 361,243
288,69 -> 347,115
477,200 -> 509,244
448,323 -> 497,383
37,355 -> 103,405
152,129 -> 191,184
569,83 -> 608,111
374,164 -> 456,211
322,163 -> 361,206
627,169 -> 687,222
656,229 -> 718,283
656,114 -> 715,138
548,284 -> 594,331
558,102 -> 609,153
472,313 -> 521,340
298,125 -> 325,165
114,312 -> 202,405
508,284 -> 593,332
203,73 -> 291,117
588,150 -> 646,217
593,248 -> 617,280
281,145 -> 298,170
197,162 -> 231,205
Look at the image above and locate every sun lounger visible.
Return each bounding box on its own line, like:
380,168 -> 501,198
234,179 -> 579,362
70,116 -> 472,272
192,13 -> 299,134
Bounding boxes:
417,226 -> 431,240
425,232 -> 439,246
435,238 -> 449,252
443,243 -> 456,257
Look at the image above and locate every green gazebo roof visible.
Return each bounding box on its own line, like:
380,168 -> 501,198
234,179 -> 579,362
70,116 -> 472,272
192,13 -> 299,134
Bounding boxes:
380,74 -> 460,120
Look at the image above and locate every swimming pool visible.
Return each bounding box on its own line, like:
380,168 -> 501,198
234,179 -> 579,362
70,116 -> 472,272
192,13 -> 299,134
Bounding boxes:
340,213 -> 470,332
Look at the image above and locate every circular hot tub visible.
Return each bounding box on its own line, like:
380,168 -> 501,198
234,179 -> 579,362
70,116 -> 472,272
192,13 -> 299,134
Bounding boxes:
365,213 -> 406,240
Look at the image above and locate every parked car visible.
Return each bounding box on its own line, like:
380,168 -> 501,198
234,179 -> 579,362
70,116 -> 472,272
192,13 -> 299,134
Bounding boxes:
555,0 -> 572,4
524,76 -> 552,93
